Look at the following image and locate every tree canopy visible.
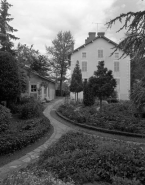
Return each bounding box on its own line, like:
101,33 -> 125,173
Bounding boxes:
0,51 -> 20,103
46,31 -> 74,95
70,61 -> 83,101
106,6 -> 145,61
0,0 -> 19,54
89,61 -> 116,110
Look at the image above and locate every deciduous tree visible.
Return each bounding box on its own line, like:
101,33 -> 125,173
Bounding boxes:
46,31 -> 74,96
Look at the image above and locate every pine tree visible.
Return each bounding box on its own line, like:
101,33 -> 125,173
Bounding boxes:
89,61 -> 116,111
0,0 -> 19,54
70,61 -> 83,101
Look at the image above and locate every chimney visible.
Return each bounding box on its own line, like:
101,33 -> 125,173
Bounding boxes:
85,32 -> 96,44
97,32 -> 105,37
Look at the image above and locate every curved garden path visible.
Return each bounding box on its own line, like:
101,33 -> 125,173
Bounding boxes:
0,98 -> 145,181
0,98 -> 72,180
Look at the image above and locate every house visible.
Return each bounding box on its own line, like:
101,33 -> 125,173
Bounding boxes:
70,32 -> 130,100
22,69 -> 56,101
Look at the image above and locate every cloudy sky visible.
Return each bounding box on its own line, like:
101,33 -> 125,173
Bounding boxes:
7,0 -> 145,54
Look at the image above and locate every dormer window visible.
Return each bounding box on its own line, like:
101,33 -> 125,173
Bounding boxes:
82,52 -> 86,58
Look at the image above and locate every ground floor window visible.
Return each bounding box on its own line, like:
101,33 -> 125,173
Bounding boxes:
31,84 -> 37,92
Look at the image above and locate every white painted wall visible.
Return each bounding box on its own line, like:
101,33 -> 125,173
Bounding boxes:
70,37 -> 130,100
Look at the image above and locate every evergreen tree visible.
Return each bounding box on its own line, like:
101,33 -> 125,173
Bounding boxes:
0,51 -> 20,105
70,61 -> 83,101
106,1 -> 145,61
0,0 -> 19,54
83,79 -> 95,106
46,31 -> 74,96
89,61 -> 116,111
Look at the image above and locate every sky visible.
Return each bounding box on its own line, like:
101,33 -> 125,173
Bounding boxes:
7,0 -> 145,54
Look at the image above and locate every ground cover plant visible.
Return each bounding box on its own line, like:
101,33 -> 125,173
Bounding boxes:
57,101 -> 145,134
23,131 -> 145,185
0,97 -> 51,155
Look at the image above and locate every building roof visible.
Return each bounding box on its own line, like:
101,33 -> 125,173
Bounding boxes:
24,66 -> 55,84
71,33 -> 118,54
31,71 -> 56,84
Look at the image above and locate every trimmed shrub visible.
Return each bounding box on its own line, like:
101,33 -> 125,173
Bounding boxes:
0,116 -> 51,155
19,99 -> 44,119
0,105 -> 11,133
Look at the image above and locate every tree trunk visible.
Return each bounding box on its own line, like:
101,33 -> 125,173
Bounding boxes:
100,98 -> 102,113
77,92 -> 78,103
60,79 -> 63,96
75,93 -> 76,101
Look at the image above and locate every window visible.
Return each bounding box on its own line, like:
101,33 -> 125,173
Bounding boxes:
82,61 -> 87,72
114,61 -> 119,72
82,52 -> 86,58
31,85 -> 37,92
98,49 -> 103,58
115,53 -> 119,59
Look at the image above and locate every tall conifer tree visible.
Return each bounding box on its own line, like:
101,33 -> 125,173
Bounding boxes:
70,61 -> 83,101
0,0 -> 19,54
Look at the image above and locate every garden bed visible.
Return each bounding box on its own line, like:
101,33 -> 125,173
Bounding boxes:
0,115 -> 51,156
57,102 -> 145,136
17,131 -> 145,185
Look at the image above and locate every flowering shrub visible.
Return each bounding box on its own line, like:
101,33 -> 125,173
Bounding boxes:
36,131 -> 145,185
0,105 -> 11,133
58,102 -> 145,134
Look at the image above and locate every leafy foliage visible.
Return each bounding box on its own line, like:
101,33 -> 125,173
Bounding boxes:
0,104 -> 11,133
0,0 -> 19,54
89,61 -> 116,110
106,3 -> 145,61
0,116 -> 51,155
37,131 -> 145,185
58,101 -> 145,134
46,31 -> 74,95
83,79 -> 95,106
0,51 -> 20,102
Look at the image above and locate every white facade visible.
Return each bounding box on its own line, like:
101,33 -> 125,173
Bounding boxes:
70,32 -> 130,100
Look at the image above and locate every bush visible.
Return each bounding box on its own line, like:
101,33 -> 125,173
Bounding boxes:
37,131 -> 145,185
0,105 -> 11,133
58,101 -> 145,134
0,116 -> 51,155
19,99 -> 44,119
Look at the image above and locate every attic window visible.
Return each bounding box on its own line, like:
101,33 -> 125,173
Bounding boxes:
98,49 -> 103,58
82,52 -> 86,58
115,53 -> 119,59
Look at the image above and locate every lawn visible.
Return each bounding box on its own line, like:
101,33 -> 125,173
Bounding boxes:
1,131 -> 144,185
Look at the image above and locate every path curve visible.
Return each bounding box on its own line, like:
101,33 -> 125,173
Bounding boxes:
0,98 -> 71,180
